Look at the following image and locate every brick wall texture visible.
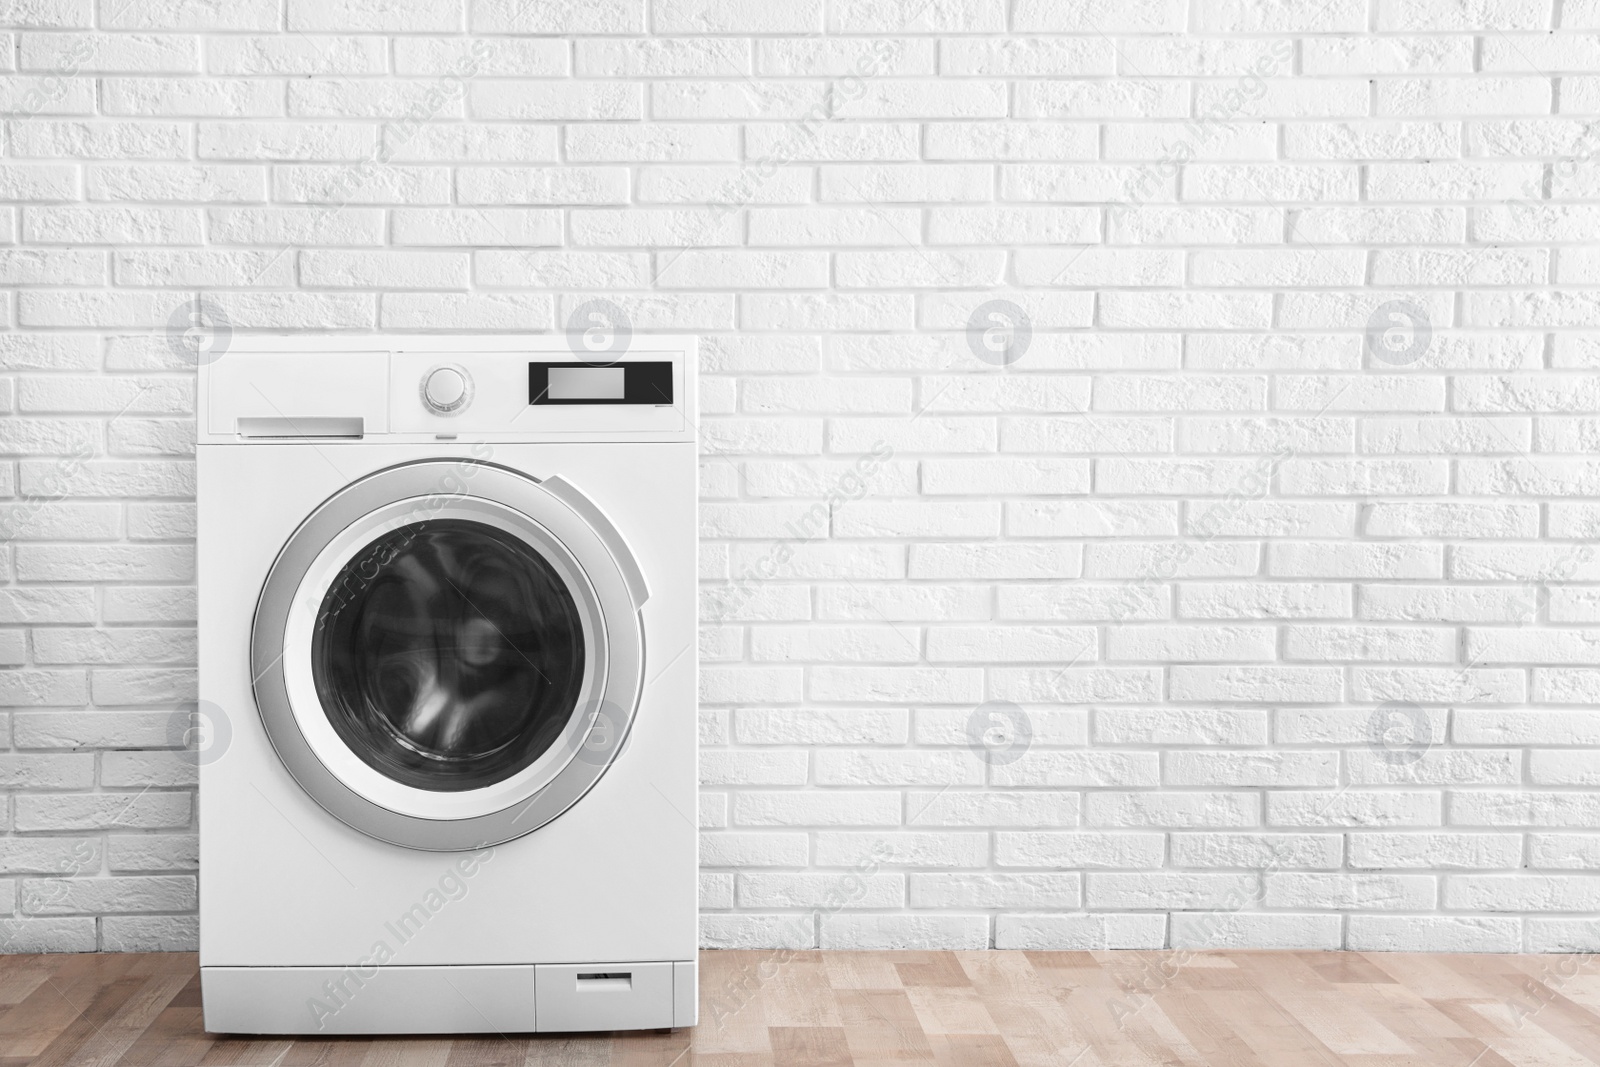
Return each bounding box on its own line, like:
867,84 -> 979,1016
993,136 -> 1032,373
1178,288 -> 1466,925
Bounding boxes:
2,0 -> 1599,954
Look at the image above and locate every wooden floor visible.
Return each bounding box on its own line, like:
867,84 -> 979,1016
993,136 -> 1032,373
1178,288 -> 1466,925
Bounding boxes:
0,949 -> 1594,1065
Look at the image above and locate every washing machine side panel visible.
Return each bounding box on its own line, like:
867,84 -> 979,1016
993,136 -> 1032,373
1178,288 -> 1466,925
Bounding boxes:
200,442 -> 698,969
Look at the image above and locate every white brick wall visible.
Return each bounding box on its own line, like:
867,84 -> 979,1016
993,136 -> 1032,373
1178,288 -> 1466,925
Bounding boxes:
0,0 -> 1597,954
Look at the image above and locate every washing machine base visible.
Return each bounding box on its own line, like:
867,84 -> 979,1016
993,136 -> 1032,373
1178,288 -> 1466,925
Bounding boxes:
201,961 -> 697,1034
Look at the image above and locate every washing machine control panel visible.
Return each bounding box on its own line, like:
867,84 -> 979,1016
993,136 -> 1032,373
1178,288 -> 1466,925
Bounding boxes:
392,348 -> 690,437
200,338 -> 695,443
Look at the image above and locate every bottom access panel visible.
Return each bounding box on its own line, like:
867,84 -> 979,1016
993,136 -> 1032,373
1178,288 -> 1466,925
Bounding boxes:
536,962 -> 672,1031
203,961 -> 698,1035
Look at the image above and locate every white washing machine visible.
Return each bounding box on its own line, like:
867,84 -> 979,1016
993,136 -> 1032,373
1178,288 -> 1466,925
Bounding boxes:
195,335 -> 697,1035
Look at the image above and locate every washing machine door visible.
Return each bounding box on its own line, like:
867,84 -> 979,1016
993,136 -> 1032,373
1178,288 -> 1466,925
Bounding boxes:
251,460 -> 649,851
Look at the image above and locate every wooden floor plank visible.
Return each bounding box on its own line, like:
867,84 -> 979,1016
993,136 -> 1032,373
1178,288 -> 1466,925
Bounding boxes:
1467,974 -> 1600,1065
821,954 -> 902,992
892,953 -> 970,990
0,949 -> 1576,1065
31,972 -> 187,1067
0,972 -> 127,1060
1156,990 -> 1272,1067
1195,986 -> 1346,1067
761,953 -> 842,1030
834,987 -> 935,1065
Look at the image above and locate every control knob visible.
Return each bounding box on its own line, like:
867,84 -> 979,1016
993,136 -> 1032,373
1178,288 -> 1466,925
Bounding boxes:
421,366 -> 471,414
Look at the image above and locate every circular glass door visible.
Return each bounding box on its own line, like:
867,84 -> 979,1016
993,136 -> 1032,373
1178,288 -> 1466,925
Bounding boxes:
312,518 -> 586,793
252,461 -> 647,851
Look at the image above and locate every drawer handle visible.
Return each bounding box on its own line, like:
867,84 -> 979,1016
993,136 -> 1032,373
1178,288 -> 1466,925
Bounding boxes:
576,972 -> 632,990
237,416 -> 364,439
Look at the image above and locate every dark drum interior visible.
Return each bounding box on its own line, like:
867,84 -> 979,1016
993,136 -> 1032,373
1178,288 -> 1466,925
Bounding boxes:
311,518 -> 586,792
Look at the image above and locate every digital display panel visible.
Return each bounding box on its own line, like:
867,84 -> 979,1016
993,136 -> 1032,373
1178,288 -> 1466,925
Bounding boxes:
548,366 -> 625,401
528,362 -> 673,406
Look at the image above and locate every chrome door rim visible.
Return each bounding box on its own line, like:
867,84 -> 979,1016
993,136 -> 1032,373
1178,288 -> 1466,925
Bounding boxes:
252,460 -> 646,851
283,497 -> 606,820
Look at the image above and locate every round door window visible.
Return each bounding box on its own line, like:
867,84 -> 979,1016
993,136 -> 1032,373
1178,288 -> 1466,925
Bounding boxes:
310,518 -> 585,792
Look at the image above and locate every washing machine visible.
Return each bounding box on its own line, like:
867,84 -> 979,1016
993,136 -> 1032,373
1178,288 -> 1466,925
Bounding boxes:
195,334 -> 697,1034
